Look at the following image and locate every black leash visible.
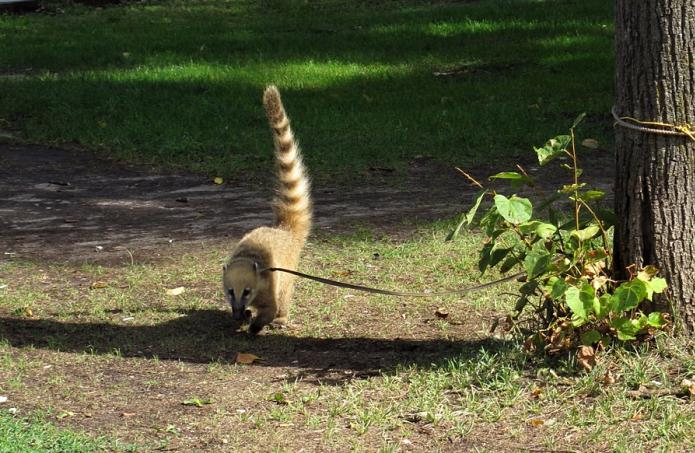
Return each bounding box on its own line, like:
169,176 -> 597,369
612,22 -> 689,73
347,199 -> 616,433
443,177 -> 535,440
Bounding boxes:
262,267 -> 525,297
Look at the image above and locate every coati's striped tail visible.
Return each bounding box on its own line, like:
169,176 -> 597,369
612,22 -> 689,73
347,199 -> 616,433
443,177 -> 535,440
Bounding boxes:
263,85 -> 312,241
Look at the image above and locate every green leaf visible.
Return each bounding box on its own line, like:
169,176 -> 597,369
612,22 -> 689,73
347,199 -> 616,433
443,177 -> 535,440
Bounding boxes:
500,254 -> 522,273
570,225 -> 600,246
577,190 -> 605,202
183,398 -> 213,407
519,220 -> 557,240
479,207 -> 502,236
549,278 -> 568,300
524,250 -> 552,279
612,317 -> 639,341
560,183 -> 587,194
647,312 -> 668,328
446,190 -> 488,241
489,246 -> 513,268
478,243 -> 493,274
466,190 -> 488,225
565,283 -> 597,324
596,293 -> 613,319
613,279 -> 648,312
580,329 -> 601,346
519,279 -> 539,296
489,171 -> 534,189
643,277 -> 668,301
561,164 -> 583,177
494,194 -> 532,224
513,296 -> 529,315
571,112 -> 587,129
535,135 -> 571,166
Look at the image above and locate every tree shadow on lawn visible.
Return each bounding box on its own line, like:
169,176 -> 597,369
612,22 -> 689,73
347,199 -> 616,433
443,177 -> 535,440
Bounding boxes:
0,309 -> 515,384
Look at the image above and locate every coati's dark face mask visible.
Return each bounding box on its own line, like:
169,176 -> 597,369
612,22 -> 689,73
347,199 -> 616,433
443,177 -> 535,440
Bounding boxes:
227,287 -> 252,320
223,260 -> 261,322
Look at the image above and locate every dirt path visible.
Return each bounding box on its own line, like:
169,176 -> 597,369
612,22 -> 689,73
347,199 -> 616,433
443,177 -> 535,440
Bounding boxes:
0,143 -> 477,265
0,143 -> 614,265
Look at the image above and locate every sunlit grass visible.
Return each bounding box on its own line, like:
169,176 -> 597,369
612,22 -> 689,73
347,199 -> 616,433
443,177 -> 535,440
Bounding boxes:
0,0 -> 613,179
1,221 -> 694,451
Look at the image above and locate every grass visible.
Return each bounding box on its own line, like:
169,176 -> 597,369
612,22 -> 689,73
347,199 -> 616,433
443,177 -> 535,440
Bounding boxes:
0,0 -> 613,179
2,0 -> 692,451
1,224 -> 694,451
0,411 -> 113,453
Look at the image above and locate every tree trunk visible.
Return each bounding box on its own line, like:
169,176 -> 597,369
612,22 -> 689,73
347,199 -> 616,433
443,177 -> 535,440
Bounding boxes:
614,1 -> 695,335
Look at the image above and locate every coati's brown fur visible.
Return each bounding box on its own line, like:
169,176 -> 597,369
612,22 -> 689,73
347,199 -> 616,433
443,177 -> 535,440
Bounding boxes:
223,85 -> 312,334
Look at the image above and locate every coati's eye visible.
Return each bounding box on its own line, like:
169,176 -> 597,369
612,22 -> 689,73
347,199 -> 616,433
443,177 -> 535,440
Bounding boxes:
242,288 -> 251,298
228,289 -> 235,301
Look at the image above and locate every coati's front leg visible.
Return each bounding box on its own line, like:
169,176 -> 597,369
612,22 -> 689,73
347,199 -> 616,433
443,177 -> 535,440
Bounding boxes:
248,311 -> 276,335
270,284 -> 295,328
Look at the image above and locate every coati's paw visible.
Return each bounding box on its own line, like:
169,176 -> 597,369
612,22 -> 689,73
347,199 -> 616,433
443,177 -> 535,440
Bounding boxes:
269,316 -> 289,330
230,320 -> 244,333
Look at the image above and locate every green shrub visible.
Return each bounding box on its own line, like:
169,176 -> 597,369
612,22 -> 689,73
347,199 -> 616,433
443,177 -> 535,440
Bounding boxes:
450,115 -> 669,360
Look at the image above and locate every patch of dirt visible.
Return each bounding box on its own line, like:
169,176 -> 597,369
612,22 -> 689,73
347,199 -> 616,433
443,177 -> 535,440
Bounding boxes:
0,143 -> 613,265
0,143 -> 615,451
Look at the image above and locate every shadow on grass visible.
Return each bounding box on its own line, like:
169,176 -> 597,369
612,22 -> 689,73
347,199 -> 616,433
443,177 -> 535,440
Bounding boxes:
0,310 -> 516,383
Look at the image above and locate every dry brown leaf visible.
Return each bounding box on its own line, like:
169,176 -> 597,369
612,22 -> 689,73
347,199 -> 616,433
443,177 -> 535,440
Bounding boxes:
166,287 -> 185,296
591,275 -> 609,290
601,370 -> 617,385
90,281 -> 108,290
234,352 -> 260,365
523,335 -> 537,353
530,386 -> 543,399
528,417 -> 544,427
121,412 -> 136,418
577,345 -> 596,372
584,260 -> 606,277
434,308 -> 449,319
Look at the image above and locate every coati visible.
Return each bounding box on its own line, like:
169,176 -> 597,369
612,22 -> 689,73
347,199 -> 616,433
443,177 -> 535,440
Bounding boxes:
222,85 -> 312,334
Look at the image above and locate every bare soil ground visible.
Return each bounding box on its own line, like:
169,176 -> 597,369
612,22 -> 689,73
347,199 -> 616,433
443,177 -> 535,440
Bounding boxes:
0,143 -> 615,451
0,143 -> 481,265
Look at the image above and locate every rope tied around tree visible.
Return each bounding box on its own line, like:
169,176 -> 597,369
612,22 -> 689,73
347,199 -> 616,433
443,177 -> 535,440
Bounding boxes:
611,105 -> 695,142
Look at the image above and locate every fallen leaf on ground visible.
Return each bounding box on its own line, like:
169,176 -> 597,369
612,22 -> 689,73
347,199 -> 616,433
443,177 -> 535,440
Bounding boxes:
601,370 -> 617,385
0,396 -> 7,404
234,352 -> 260,365
166,286 -> 185,296
528,417 -> 544,427
121,412 -> 136,418
680,378 -> 695,398
434,308 -> 449,319
577,345 -> 596,372
631,411 -> 645,421
90,281 -> 108,289
213,177 -> 224,185
57,411 -> 76,419
269,392 -> 288,405
23,307 -> 33,317
182,398 -> 213,407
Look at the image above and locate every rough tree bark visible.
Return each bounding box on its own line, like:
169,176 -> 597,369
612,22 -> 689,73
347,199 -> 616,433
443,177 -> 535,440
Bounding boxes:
614,1 -> 695,335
